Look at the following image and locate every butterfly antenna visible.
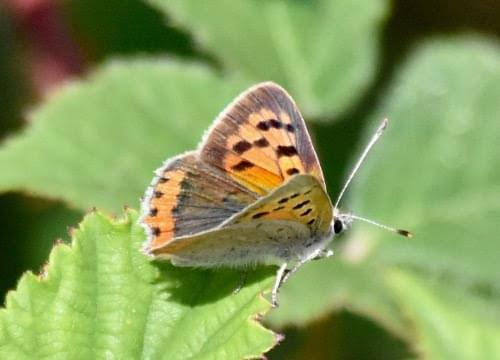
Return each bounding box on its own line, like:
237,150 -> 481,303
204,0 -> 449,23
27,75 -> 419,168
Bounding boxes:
334,118 -> 389,209
349,214 -> 413,238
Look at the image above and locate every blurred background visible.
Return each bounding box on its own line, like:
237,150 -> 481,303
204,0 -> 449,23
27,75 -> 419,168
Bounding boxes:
1,1 -> 500,359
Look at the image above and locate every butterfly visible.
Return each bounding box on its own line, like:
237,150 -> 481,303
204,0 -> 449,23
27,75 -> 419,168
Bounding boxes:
140,82 -> 411,307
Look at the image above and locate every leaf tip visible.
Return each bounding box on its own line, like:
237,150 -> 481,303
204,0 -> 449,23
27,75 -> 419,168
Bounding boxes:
67,226 -> 76,237
275,332 -> 286,344
38,261 -> 50,280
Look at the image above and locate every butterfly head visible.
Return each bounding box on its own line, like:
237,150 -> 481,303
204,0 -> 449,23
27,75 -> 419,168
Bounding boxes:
332,212 -> 354,236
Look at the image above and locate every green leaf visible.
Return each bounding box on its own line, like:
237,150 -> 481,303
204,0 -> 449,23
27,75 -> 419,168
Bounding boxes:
0,210 -> 277,359
149,0 -> 389,118
268,35 -> 500,339
388,270 -> 500,360
0,60 -> 247,212
353,36 -> 500,290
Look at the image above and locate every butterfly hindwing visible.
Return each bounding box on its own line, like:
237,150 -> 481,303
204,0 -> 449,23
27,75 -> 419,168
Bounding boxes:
141,152 -> 258,253
149,175 -> 333,264
226,174 -> 333,235
152,221 -> 312,266
200,82 -> 325,195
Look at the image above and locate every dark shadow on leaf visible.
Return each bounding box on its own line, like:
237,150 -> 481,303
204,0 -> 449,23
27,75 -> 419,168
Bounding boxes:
151,261 -> 275,306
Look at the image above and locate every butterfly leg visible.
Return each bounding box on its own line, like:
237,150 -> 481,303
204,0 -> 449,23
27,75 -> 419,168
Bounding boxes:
281,247 -> 326,285
271,247 -> 331,306
270,259 -> 309,308
233,271 -> 248,294
280,260 -> 305,286
271,263 -> 289,308
313,248 -> 333,261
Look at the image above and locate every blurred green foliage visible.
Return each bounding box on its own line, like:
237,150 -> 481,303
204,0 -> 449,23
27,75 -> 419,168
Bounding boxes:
1,0 -> 500,359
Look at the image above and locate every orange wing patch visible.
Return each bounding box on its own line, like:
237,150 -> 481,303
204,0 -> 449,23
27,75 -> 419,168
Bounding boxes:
142,169 -> 184,251
223,152 -> 283,194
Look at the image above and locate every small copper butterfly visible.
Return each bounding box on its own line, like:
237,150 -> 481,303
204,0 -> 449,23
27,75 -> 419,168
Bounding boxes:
140,82 -> 411,306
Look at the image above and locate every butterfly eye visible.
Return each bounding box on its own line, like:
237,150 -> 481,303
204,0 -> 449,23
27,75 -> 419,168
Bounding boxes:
333,219 -> 344,234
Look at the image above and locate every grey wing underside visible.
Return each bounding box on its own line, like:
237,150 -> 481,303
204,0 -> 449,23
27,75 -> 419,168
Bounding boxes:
164,221 -> 312,267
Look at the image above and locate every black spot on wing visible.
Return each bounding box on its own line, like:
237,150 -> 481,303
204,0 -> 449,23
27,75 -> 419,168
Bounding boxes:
232,160 -> 254,171
286,168 -> 300,175
293,200 -> 311,210
268,119 -> 282,129
232,140 -> 252,154
253,137 -> 270,147
257,121 -> 270,131
255,118 -> 294,133
252,211 -> 270,219
256,118 -> 284,131
300,208 -> 312,216
276,145 -> 298,157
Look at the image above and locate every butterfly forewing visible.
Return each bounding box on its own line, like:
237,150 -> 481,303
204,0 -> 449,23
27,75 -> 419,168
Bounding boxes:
200,82 -> 325,195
